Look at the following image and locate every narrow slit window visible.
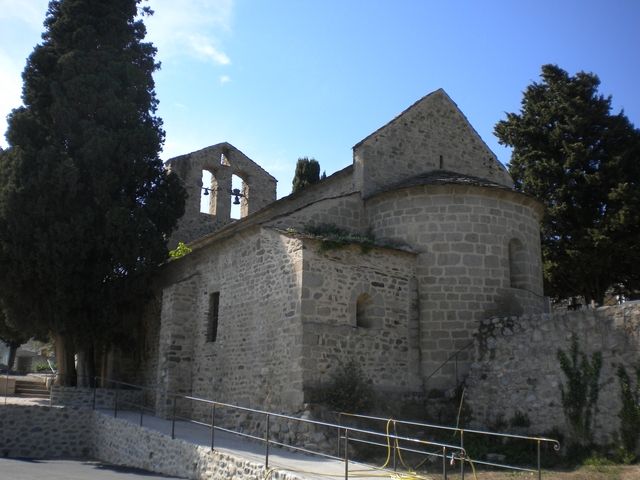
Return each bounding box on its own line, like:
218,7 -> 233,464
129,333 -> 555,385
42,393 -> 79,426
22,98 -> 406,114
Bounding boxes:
207,292 -> 220,342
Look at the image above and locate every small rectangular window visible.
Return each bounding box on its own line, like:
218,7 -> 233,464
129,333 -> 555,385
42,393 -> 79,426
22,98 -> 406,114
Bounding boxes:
207,292 -> 220,342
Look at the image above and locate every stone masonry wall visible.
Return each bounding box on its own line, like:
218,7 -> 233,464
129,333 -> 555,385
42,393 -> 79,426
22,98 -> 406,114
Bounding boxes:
152,227 -> 305,419
91,411 -> 309,480
0,405 -> 93,458
298,240 -> 422,397
465,303 -> 640,445
264,192 -> 365,234
155,273 -> 201,417
167,143 -> 277,247
50,386 -> 142,410
366,184 -> 545,390
353,89 -> 513,198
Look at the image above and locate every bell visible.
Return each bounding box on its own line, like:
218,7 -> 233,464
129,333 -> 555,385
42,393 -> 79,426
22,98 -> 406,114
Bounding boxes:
233,196 -> 241,205
203,188 -> 209,196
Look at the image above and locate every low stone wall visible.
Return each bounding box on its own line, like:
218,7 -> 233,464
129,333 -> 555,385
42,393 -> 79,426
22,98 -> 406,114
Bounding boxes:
0,405 -> 308,480
91,412 -> 306,480
51,384 -> 338,457
0,405 -> 93,458
51,385 -> 144,410
465,303 -> 640,445
0,377 -> 15,395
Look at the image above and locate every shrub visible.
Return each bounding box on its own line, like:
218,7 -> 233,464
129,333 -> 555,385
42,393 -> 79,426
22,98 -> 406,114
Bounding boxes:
509,410 -> 531,428
314,360 -> 375,413
169,241 -> 192,259
33,362 -> 51,373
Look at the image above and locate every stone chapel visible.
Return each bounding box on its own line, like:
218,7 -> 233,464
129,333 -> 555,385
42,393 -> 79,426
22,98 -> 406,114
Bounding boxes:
138,89 -> 546,414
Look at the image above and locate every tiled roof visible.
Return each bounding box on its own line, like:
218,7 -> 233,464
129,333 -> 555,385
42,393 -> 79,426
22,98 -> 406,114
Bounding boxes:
377,169 -> 513,194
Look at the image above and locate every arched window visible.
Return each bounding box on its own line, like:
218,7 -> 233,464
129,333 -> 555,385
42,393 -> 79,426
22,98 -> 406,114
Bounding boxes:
231,174 -> 246,219
356,293 -> 374,328
508,238 -> 527,289
200,169 -> 218,215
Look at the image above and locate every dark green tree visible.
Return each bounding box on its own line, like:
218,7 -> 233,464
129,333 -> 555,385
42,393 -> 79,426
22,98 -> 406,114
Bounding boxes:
0,0 -> 185,383
495,65 -> 640,303
291,157 -> 321,193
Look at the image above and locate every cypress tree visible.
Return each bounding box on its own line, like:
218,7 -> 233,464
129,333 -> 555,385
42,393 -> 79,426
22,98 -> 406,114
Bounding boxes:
0,0 -> 185,383
495,65 -> 640,303
291,157 -> 321,193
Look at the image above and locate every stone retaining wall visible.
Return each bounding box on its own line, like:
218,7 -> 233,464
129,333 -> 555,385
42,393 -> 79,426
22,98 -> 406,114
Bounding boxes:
91,411 -> 307,480
465,303 -> 640,445
0,377 -> 15,395
51,384 -> 339,457
0,405 -> 93,458
51,385 -> 143,410
0,405 -> 308,480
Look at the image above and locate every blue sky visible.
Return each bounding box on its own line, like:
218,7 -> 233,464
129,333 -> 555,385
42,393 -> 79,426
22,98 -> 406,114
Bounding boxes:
1,0 -> 639,199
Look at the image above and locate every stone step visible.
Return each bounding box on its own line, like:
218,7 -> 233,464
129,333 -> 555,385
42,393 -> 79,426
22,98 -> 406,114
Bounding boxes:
14,380 -> 50,398
16,385 -> 49,393
14,392 -> 49,398
15,381 -> 48,388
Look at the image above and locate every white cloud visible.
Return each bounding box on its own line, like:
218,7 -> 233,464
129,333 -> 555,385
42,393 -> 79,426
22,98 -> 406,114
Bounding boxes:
0,1 -> 49,147
145,0 -> 234,67
0,52 -> 23,147
186,34 -> 230,65
219,75 -> 231,85
0,0 -> 235,147
0,0 -> 49,29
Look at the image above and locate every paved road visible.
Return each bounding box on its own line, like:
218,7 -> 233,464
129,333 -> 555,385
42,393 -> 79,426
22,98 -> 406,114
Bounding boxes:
0,458 -> 186,480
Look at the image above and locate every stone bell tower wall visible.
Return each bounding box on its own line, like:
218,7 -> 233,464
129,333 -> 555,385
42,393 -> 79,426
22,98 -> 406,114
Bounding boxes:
165,143 -> 277,246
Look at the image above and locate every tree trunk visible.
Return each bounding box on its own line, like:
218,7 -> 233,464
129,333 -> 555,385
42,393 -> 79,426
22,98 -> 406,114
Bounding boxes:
86,343 -> 96,388
7,342 -> 19,372
99,347 -> 114,388
76,350 -> 86,386
54,333 -> 76,386
75,345 -> 97,387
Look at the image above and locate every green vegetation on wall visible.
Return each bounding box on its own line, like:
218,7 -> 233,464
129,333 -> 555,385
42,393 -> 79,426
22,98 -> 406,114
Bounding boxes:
169,242 -> 192,259
616,365 -> 640,455
557,335 -> 602,447
304,224 -> 375,253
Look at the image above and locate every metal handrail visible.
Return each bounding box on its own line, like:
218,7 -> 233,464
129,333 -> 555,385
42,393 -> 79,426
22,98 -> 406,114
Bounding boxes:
423,339 -> 475,387
173,391 -> 468,477
337,411 -> 560,480
37,374 -> 469,478
8,373 -> 560,479
339,411 -> 560,444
